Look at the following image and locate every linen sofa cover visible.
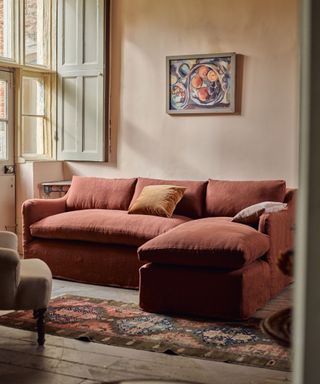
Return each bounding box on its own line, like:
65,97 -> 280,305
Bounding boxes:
138,217 -> 270,270
30,209 -> 190,247
130,177 -> 207,218
24,239 -> 142,288
139,259 -> 270,319
205,179 -> 286,217
66,176 -> 137,211
22,177 -> 295,313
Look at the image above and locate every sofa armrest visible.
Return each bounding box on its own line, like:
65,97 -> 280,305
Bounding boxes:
0,231 -> 18,250
258,209 -> 291,262
258,188 -> 297,254
22,197 -> 67,246
258,188 -> 297,295
0,247 -> 21,307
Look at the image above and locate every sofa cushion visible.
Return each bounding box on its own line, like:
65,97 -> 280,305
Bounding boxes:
130,177 -> 207,218
138,217 -> 270,270
128,185 -> 186,217
232,201 -> 288,226
30,209 -> 190,247
66,176 -> 137,211
205,179 -> 286,217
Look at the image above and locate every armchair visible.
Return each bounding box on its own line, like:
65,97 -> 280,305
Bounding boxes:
0,231 -> 52,345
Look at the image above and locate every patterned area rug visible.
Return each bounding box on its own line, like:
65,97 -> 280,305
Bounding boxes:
0,295 -> 290,371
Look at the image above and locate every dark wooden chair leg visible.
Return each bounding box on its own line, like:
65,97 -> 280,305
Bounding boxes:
36,308 -> 47,346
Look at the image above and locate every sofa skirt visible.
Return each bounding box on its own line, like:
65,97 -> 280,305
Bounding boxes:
139,259 -> 271,319
24,239 -> 143,289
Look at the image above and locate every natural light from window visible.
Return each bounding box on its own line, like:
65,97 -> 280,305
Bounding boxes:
21,76 -> 45,155
24,0 -> 49,67
0,0 -> 13,59
0,79 -> 8,160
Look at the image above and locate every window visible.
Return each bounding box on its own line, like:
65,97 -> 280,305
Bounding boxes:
23,0 -> 50,67
0,0 -> 14,60
20,73 -> 51,158
0,0 -> 108,162
0,79 -> 8,159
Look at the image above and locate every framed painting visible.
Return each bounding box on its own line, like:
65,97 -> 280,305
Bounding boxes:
166,53 -> 236,114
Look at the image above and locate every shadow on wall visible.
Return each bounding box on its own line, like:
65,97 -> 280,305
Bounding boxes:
235,54 -> 244,115
108,0 -> 123,166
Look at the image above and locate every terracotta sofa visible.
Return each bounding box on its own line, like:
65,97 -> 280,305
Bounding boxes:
22,176 -> 295,319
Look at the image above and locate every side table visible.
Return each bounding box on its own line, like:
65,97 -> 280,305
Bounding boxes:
40,180 -> 72,198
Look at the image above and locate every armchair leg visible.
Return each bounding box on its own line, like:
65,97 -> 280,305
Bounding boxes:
35,308 -> 47,346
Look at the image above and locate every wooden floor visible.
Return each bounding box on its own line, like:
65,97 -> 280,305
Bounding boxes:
0,279 -> 292,384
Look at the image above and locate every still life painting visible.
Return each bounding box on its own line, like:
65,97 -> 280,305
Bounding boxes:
167,53 -> 236,114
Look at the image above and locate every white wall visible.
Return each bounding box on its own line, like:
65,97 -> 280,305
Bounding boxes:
64,0 -> 299,186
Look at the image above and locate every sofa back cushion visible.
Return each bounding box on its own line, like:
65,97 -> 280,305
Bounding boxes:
66,176 -> 137,211
205,179 -> 286,217
130,177 -> 207,218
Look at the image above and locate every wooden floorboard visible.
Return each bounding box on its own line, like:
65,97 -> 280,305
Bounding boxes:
0,279 -> 292,384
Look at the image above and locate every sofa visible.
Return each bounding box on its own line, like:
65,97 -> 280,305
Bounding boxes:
22,176 -> 295,319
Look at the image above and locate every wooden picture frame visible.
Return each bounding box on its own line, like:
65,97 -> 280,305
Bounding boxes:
166,53 -> 236,114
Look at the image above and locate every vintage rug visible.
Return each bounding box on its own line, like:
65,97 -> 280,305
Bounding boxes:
0,295 -> 290,371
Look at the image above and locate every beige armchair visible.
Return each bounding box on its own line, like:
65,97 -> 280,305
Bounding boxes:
0,231 -> 52,345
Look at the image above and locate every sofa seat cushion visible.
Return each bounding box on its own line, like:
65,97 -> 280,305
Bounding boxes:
138,217 -> 270,270
30,209 -> 190,247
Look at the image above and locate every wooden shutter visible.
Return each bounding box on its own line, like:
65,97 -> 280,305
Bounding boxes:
57,0 -> 105,161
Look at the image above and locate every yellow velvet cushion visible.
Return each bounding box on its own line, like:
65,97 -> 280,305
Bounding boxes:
128,185 -> 186,218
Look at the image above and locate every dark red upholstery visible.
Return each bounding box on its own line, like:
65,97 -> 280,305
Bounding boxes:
138,217 -> 270,270
22,177 -> 295,318
25,239 -> 142,288
30,209 -> 190,247
66,176 -> 137,211
130,177 -> 207,218
139,260 -> 271,319
205,179 -> 286,217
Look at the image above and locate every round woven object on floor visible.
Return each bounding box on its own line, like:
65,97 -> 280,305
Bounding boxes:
261,307 -> 292,347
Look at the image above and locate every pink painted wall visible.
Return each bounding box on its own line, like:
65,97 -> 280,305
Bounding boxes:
64,0 -> 299,187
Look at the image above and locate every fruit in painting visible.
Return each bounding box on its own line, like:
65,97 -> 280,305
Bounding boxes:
207,70 -> 218,82
198,65 -> 209,79
198,87 -> 210,102
191,75 -> 203,88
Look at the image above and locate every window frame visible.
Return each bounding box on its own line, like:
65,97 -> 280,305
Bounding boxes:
0,0 -> 108,163
20,0 -> 52,70
18,70 -> 54,161
0,0 -> 18,64
0,0 -> 56,161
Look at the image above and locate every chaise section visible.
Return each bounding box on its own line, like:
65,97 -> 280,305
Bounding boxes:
139,260 -> 271,319
30,209 -> 191,247
138,217 -> 270,270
